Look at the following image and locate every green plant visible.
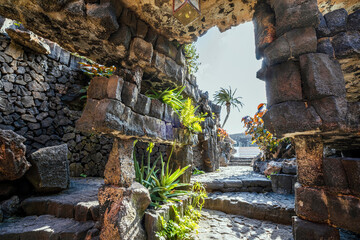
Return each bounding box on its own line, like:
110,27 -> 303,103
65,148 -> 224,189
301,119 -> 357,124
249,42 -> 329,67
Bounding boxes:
133,142 -> 191,207
146,86 -> 185,113
190,182 -> 207,210
183,43 -> 200,74
213,87 -> 244,128
179,98 -> 206,134
157,205 -> 201,240
133,140 -> 160,189
80,173 -> 87,178
267,171 -> 278,180
192,168 -> 205,176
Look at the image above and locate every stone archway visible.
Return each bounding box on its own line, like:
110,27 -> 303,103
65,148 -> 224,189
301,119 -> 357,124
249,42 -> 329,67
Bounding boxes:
0,0 -> 359,239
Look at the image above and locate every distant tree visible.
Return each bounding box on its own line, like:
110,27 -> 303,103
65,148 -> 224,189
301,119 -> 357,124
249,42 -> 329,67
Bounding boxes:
213,87 -> 244,128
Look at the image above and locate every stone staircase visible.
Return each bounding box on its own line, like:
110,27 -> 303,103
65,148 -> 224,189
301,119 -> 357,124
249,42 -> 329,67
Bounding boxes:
191,166 -> 296,227
228,157 -> 253,166
0,178 -> 103,240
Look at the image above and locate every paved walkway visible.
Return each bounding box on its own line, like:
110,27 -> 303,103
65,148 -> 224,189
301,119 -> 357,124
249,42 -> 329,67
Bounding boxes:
195,209 -> 293,240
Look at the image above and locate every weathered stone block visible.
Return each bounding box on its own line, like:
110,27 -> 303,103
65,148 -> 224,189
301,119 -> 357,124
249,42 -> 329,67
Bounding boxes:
311,96 -> 347,130
323,157 -> 349,191
155,36 -> 178,60
129,37 -> 153,67
263,101 -> 322,137
104,139 -> 135,187
341,158 -> 360,195
136,19 -> 148,38
164,57 -> 181,82
324,8 -> 348,35
175,48 -> 186,66
163,104 -> 173,123
121,81 -> 138,109
317,37 -> 334,57
152,51 -> 166,73
143,116 -> 160,139
316,13 -> 331,38
327,192 -> 360,234
295,185 -> 328,223
265,61 -> 302,106
347,10 -> 360,31
145,28 -> 158,45
292,216 -> 340,240
0,129 -> 30,181
270,0 -> 319,37
294,136 -> 324,186
300,53 -> 346,99
26,144 -> 69,192
87,75 -> 124,101
169,145 -> 193,183
98,183 -> 151,240
6,29 -> 50,55
331,31 -> 360,59
271,174 -> 296,194
264,27 -> 317,66
134,94 -> 151,115
108,24 -> 132,57
253,0 -> 276,59
86,2 -> 119,39
149,99 -> 164,119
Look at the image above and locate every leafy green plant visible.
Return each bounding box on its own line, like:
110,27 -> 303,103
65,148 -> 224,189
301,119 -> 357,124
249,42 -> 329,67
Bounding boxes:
213,87 -> 244,128
192,168 -> 205,176
157,205 -> 201,240
146,86 -> 185,113
190,182 -> 207,210
80,173 -> 87,178
133,142 -> 190,207
179,98 -> 206,134
183,43 -> 200,74
266,171 -> 278,180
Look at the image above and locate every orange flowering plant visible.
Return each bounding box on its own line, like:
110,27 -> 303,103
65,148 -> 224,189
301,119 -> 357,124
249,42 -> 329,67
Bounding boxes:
217,128 -> 229,141
79,62 -> 116,78
242,103 -> 281,159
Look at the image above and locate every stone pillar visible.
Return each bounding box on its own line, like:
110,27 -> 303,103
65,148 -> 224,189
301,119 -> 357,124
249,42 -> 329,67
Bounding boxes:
99,139 -> 151,240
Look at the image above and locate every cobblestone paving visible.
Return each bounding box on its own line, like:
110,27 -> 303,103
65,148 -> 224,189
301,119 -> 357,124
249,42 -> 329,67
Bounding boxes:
195,209 -> 293,240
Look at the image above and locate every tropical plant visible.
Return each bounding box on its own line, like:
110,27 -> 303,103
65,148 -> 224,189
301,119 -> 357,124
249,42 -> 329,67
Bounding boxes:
146,86 -> 186,113
133,142 -> 191,207
242,103 -> 281,159
213,87 -> 244,128
183,43 -> 200,74
190,182 -> 207,210
179,98 -> 206,134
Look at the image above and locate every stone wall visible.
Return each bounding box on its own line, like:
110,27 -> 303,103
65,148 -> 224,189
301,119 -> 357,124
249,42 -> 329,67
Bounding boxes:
0,33 -> 112,177
253,0 -> 360,238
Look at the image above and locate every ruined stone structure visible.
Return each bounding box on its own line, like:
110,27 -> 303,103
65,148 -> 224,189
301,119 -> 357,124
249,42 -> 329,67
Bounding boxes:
0,0 -> 359,239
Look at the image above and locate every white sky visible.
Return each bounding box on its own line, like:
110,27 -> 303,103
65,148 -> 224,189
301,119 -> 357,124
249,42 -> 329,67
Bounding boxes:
194,22 -> 266,134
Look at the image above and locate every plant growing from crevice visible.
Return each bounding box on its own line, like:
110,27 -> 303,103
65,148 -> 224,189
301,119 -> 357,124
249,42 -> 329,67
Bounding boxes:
242,103 -> 291,160
192,168 -> 205,176
133,141 -> 190,208
146,87 -> 206,134
183,43 -> 200,74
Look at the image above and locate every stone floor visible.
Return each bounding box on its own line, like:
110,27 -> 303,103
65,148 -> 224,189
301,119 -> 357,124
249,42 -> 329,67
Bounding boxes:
195,209 -> 293,240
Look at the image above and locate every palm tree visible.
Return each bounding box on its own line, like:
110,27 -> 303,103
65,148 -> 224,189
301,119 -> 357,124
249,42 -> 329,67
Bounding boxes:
213,87 -> 244,128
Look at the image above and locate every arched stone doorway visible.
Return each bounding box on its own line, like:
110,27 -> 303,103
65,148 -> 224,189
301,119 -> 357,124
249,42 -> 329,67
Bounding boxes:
0,0 -> 359,239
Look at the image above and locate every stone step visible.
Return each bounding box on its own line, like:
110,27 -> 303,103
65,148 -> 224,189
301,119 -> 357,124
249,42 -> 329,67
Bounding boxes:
201,178 -> 272,193
0,215 -> 95,240
21,178 -> 103,222
204,192 -> 295,225
228,162 -> 251,166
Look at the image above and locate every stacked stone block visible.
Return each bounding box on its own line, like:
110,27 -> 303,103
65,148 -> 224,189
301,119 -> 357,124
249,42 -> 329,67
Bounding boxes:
253,0 -> 360,238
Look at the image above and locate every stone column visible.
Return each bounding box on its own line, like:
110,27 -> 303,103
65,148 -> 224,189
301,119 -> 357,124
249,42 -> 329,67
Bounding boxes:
99,139 -> 151,240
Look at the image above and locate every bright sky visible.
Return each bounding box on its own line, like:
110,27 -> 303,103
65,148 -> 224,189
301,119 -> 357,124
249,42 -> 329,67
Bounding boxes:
194,22 -> 266,134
